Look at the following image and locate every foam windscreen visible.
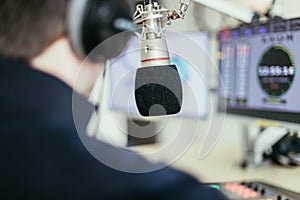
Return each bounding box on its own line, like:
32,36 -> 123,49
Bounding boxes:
135,65 -> 182,116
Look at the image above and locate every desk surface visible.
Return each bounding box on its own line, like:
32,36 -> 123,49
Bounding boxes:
131,116 -> 300,193
172,136 -> 300,193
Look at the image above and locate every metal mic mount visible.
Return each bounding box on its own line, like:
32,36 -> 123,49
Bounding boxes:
133,0 -> 191,67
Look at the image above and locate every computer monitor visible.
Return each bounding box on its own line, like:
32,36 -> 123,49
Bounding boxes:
109,31 -> 210,119
217,18 -> 300,124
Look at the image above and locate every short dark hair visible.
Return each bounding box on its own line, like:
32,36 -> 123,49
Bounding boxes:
0,0 -> 69,60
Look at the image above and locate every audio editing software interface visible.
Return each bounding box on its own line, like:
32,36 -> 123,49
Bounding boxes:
218,18 -> 300,122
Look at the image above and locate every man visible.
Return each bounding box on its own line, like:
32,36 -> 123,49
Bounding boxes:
0,0 -> 226,199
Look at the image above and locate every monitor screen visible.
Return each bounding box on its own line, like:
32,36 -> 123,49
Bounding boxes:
109,31 -> 210,118
217,18 -> 300,123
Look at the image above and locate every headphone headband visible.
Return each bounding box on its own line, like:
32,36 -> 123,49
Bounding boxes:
68,0 -> 89,60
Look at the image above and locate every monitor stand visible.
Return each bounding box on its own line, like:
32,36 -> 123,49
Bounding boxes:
127,118 -> 158,147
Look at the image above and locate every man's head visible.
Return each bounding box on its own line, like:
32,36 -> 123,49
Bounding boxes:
0,0 -> 102,97
0,0 -> 69,61
0,0 -> 134,96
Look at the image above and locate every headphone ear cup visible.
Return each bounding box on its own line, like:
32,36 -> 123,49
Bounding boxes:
68,0 -> 135,62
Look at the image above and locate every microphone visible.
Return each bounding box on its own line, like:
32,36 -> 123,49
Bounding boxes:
133,1 -> 190,117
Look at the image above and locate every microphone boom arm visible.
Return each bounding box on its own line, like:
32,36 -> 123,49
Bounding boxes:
168,0 -> 192,20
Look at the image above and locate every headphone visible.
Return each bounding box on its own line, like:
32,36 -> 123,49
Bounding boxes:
67,0 -> 135,62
